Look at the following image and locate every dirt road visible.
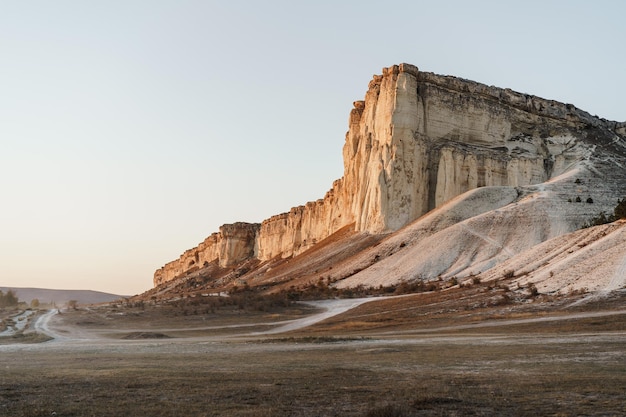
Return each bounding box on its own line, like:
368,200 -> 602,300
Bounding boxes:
32,309 -> 60,339
255,297 -> 382,334
18,295 -> 626,346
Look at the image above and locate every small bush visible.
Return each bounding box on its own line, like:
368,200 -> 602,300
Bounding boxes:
503,270 -> 515,279
582,198 -> 626,228
0,290 -> 19,308
568,286 -> 588,296
492,293 -> 511,306
393,280 -> 425,295
586,197 -> 594,204
583,211 -> 615,228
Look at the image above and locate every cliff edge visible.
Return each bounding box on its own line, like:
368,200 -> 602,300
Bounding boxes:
154,63 -> 626,287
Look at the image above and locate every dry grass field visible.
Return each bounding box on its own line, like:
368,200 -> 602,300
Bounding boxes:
0,287 -> 624,416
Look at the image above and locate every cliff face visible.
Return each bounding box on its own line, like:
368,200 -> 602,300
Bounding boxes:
342,63 -> 612,233
154,223 -> 259,286
256,180 -> 350,261
154,63 -> 625,287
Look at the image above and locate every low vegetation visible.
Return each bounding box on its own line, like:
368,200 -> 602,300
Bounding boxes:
0,289 -> 19,308
1,325 -> 623,416
582,197 -> 626,227
1,278 -> 623,416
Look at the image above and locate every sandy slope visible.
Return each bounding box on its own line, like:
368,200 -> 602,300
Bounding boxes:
482,220 -> 626,295
150,158 -> 625,305
330,163 -> 626,296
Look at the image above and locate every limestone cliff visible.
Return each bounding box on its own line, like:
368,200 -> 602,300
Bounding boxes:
343,63 -> 621,233
154,223 -> 259,285
154,63 -> 625,287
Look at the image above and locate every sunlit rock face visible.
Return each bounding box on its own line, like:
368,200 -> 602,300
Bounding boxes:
256,183 -> 350,261
343,63 -> 607,233
154,63 -> 625,286
153,223 -> 259,285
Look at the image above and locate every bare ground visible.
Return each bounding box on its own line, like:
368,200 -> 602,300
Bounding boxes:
0,287 -> 624,416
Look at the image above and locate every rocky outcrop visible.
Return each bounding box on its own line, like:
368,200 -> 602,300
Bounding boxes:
154,63 -> 625,287
342,63 -> 620,233
154,223 -> 260,285
255,179 -> 352,261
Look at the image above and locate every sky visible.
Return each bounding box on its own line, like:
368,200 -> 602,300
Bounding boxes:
1,1 -> 625,295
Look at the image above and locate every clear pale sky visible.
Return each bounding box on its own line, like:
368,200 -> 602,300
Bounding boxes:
1,1 -> 624,295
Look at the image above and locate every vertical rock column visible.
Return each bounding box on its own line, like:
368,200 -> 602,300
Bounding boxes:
342,63 -> 426,233
218,223 -> 260,268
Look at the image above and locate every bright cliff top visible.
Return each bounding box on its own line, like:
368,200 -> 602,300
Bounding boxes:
154,63 -> 626,290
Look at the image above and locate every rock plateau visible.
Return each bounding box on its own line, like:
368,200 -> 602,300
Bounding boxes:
153,63 -> 626,296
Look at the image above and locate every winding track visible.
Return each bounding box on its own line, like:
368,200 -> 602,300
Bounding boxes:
254,298 -> 381,335
23,294 -> 626,345
25,298 -> 383,342
33,309 -> 61,339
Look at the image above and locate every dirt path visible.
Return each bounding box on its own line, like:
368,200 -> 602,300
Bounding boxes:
21,298 -> 386,343
32,309 -> 61,339
459,223 -> 515,257
254,297 -> 382,335
14,296 -> 626,346
40,298 -> 384,341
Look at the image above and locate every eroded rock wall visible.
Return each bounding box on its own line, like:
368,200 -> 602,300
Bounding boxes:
342,63 -> 609,233
154,222 -> 260,285
154,63 -> 625,287
342,64 -> 427,232
257,179 -> 351,261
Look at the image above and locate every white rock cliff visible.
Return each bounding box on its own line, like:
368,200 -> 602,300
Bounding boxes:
154,63 -> 626,286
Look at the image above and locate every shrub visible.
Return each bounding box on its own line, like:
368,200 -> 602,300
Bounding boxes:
575,196 -> 582,203
503,270 -> 515,279
492,293 -> 511,306
0,290 -> 18,308
583,211 -> 615,228
586,197 -> 593,204
393,280 -> 425,295
581,198 -> 626,227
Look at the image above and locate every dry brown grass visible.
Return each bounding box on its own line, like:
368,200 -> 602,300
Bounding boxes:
1,332 -> 624,416
1,288 -> 624,416
296,284 -> 626,336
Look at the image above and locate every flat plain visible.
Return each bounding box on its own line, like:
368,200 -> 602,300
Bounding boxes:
1,286 -> 624,416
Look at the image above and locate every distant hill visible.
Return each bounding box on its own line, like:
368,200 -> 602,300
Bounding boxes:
0,287 -> 125,306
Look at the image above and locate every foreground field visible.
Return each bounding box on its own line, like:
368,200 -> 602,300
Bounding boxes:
0,289 -> 624,416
